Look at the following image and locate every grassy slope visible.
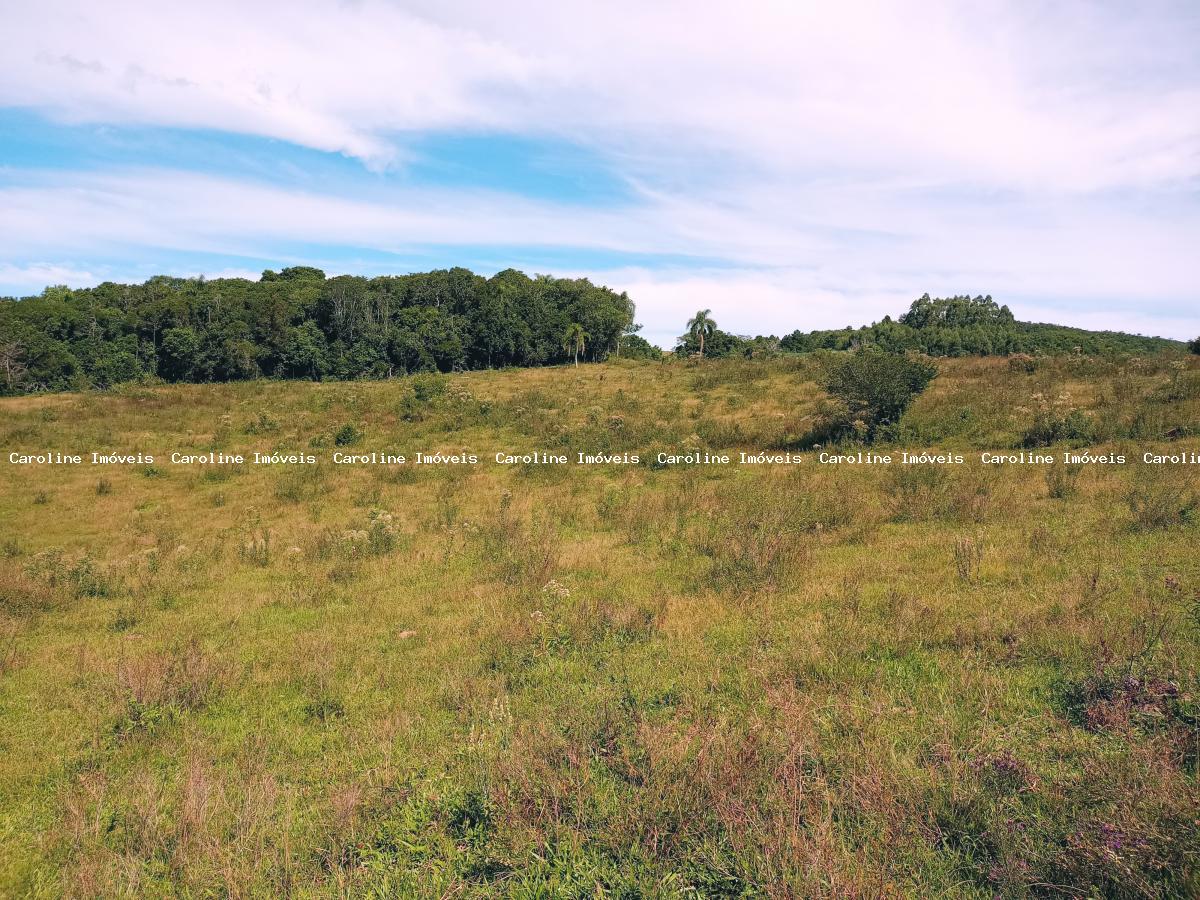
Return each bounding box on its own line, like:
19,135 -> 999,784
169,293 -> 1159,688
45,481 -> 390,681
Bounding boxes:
1,355 -> 1198,897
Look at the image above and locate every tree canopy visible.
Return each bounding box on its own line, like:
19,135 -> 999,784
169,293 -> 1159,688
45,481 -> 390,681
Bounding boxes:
1,281 -> 1185,396
0,268 -> 635,394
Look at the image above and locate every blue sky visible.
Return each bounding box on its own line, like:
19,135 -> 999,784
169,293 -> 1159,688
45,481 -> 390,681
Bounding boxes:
1,1 -> 1198,346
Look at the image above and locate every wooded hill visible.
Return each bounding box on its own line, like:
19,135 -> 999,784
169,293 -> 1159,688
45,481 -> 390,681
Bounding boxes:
778,294 -> 1183,357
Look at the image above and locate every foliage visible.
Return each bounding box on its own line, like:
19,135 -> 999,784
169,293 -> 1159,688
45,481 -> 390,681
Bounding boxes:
1125,467 -> 1199,529
4,279 -> 1186,397
1022,400 -> 1096,448
674,328 -> 787,361
817,350 -> 938,440
562,322 -> 587,367
674,327 -> 737,359
783,293 -> 1182,357
616,333 -> 662,360
0,267 -> 635,394
684,309 -> 716,358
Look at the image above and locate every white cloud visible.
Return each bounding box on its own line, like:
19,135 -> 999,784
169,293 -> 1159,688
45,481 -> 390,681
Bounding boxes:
0,169 -> 666,257
4,1 -> 1198,190
0,262 -> 99,291
581,267 -> 906,349
4,1 -> 540,169
1,167 -> 1197,338
1,2 -> 1197,338
587,267 -> 1199,348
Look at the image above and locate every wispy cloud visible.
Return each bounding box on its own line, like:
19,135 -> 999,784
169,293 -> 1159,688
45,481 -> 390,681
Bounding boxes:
0,1 -> 1197,339
0,262 -> 100,290
6,1 -> 1198,189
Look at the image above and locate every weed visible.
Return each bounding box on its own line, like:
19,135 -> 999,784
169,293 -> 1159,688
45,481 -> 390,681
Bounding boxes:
244,411 -> 280,434
1125,468 -> 1198,530
1022,394 -> 1095,446
953,535 -> 984,583
304,693 -> 346,724
1045,460 -> 1083,499
239,529 -> 273,567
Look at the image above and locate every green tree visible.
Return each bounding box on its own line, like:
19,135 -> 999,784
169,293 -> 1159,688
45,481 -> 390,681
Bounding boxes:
617,321 -> 643,358
1190,337 -> 1200,354
563,323 -> 587,367
674,327 -> 746,359
619,333 -> 662,360
160,327 -> 202,381
686,309 -> 716,358
280,322 -> 330,380
820,350 -> 938,441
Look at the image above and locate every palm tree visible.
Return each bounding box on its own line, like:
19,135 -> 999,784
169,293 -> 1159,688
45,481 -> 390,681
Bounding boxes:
563,322 -> 588,367
687,309 -> 716,358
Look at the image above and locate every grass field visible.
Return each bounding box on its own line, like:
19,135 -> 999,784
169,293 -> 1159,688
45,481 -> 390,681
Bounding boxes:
2,355 -> 1199,897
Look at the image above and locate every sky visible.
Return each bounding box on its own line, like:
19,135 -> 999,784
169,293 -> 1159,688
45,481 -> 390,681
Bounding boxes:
1,1 -> 1198,347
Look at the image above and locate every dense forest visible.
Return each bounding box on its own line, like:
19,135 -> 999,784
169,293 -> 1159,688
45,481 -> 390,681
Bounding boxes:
0,274 -> 1190,395
0,268 -> 640,394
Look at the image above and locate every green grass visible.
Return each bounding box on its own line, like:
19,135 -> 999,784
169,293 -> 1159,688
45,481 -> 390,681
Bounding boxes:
1,355 -> 1198,897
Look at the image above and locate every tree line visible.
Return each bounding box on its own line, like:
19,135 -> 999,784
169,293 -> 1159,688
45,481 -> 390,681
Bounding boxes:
1,276 -> 1190,395
0,267 -> 640,394
779,294 -> 1183,357
673,295 -> 1184,359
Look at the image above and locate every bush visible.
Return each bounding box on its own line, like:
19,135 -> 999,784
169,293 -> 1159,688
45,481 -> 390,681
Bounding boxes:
1124,469 -> 1198,530
1022,407 -> 1095,447
411,373 -> 448,403
818,351 -> 937,441
334,423 -> 363,446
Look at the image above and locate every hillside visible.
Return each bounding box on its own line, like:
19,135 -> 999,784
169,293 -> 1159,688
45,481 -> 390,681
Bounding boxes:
1,355 -> 1199,896
779,294 -> 1184,357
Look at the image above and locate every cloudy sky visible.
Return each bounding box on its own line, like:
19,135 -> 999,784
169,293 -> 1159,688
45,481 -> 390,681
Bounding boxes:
1,0 -> 1198,345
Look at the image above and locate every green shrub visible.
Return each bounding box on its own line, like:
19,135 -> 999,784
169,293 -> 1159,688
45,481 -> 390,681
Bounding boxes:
818,350 -> 937,442
411,373 -> 448,403
303,692 -> 345,723
244,410 -> 280,434
1022,407 -> 1095,447
334,423 -> 363,446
